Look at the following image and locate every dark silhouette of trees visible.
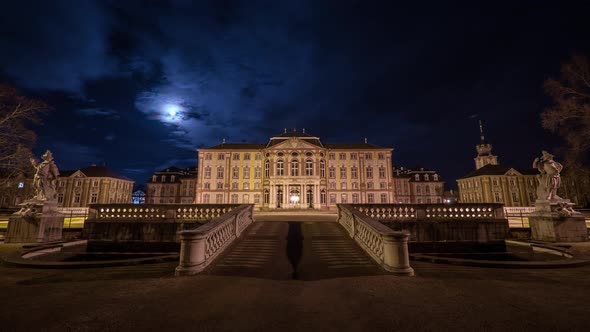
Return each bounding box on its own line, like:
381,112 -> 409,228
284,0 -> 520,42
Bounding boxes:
543,55 -> 590,207
0,84 -> 50,185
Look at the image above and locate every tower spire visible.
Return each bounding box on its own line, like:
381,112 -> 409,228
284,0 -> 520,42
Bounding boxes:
479,120 -> 485,143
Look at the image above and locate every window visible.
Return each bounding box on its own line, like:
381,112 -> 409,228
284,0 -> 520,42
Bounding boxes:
425,186 -> 431,194
329,166 -> 335,178
244,166 -> 250,179
205,153 -> 212,160
89,192 -> 98,203
511,191 -> 519,202
492,178 -> 498,186
367,193 -> 374,203
378,153 -> 385,160
424,174 -> 429,181
416,186 -> 422,194
264,190 -> 269,204
339,153 -> 346,160
341,182 -> 347,190
291,159 -> 299,176
217,183 -> 223,189
255,153 -> 261,160
351,166 -> 358,179
379,167 -> 385,179
380,194 -> 387,203
433,174 -> 439,181
59,180 -> 65,187
204,182 -> 210,189
529,192 -> 535,203
352,193 -> 359,203
243,194 -> 249,203
330,194 -> 336,204
380,182 -> 386,189
232,167 -> 239,179
351,153 -> 357,160
365,153 -> 372,160
329,153 -> 335,160
244,153 -> 251,160
255,182 -> 261,189
243,182 -> 250,190
58,193 -> 64,203
76,180 -> 82,186
367,182 -> 374,189
321,190 -> 326,204
494,192 -> 501,203
232,182 -> 238,190
352,182 -> 358,189
305,160 -> 313,176
231,194 -> 238,203
216,194 -> 223,203
205,166 -> 211,179
171,175 -> 176,182
255,167 -> 261,178
415,174 -> 420,181
74,193 -> 81,203
254,194 -> 260,204
339,166 -> 346,179
320,160 -> 326,177
217,167 -> 224,179
277,160 -> 284,176
93,180 -> 99,187
233,153 -> 239,160
417,198 -> 423,204
203,194 -> 210,203
341,194 -> 348,203
218,154 -> 225,160
330,182 -> 336,189
366,167 -> 373,179
265,160 -> 270,177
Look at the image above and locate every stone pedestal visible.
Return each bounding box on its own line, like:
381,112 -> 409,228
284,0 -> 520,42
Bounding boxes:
5,200 -> 64,243
529,200 -> 588,242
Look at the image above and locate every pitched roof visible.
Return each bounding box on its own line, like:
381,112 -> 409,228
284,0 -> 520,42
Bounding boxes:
60,165 -> 132,181
458,164 -> 538,179
324,143 -> 386,150
203,143 -> 266,150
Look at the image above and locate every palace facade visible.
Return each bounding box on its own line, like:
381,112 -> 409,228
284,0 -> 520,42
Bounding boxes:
392,167 -> 445,204
195,130 -> 395,209
457,123 -> 538,206
146,167 -> 198,204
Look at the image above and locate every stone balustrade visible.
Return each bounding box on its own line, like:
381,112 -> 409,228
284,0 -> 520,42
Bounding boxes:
337,204 -> 414,276
57,207 -> 89,216
175,204 -> 254,276
503,206 -> 536,216
352,203 -> 505,221
87,204 -> 240,222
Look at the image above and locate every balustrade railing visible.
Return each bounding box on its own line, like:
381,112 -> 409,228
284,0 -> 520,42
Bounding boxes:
175,204 -> 254,276
338,204 -> 414,276
352,203 -> 505,221
87,204 -> 241,222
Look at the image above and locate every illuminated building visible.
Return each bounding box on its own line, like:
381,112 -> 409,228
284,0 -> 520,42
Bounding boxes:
196,129 -> 395,209
457,124 -> 538,206
392,167 -> 445,204
57,164 -> 134,207
146,167 -> 198,204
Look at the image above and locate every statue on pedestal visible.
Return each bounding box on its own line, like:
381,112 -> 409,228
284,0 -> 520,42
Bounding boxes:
30,150 -> 60,201
532,151 -> 575,216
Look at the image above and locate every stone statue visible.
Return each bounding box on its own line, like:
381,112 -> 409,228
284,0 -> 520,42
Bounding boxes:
30,150 -> 60,201
533,150 -> 563,201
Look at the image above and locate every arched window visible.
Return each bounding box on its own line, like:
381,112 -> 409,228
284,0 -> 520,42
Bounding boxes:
320,160 -> 326,178
264,189 -> 269,204
276,159 -> 284,176
291,159 -> 299,176
305,159 -> 313,176
264,160 -> 270,177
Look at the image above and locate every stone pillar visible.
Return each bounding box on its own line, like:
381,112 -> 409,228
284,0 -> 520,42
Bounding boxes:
382,232 -> 414,276
175,230 -> 208,276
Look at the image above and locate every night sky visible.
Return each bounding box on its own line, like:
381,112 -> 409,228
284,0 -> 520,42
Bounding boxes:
1,1 -> 588,188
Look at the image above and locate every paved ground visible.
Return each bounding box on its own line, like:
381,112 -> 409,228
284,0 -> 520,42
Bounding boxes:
1,216 -> 590,331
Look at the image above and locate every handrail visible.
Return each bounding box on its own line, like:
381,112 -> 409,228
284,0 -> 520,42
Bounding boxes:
338,204 -> 414,276
175,204 -> 254,276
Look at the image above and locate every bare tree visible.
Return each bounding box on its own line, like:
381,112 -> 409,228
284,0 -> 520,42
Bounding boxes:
543,55 -> 590,206
0,84 -> 50,185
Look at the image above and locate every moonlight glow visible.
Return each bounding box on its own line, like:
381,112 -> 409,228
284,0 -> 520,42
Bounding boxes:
163,103 -> 182,123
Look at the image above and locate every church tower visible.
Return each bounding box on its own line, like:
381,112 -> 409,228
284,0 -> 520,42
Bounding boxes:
474,120 -> 498,170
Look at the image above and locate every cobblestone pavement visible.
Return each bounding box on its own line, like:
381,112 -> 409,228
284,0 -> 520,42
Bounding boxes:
2,228 -> 590,331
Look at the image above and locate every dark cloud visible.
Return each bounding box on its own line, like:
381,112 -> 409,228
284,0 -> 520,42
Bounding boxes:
1,1 -> 588,185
